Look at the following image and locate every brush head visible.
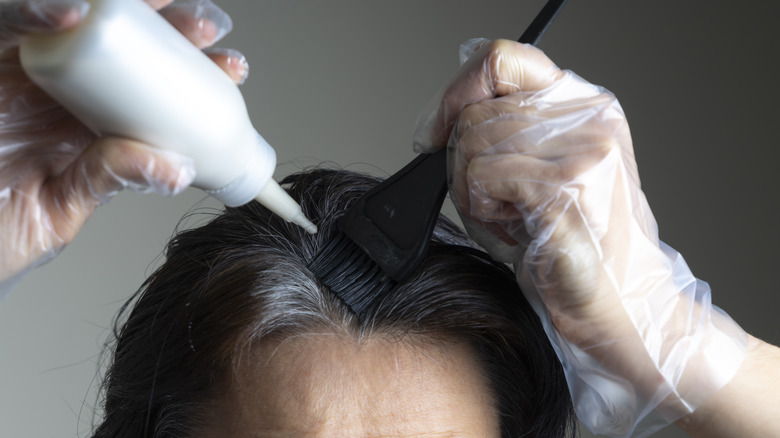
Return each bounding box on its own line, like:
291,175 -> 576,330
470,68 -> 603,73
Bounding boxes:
308,231 -> 397,317
308,150 -> 448,317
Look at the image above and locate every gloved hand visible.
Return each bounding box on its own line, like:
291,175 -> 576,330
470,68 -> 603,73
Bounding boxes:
0,0 -> 249,299
414,39 -> 748,437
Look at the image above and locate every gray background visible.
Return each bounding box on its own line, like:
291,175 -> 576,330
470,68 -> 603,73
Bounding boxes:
1,1 -> 778,437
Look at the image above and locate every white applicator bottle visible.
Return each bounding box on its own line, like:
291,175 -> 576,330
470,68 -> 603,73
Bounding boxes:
19,0 -> 317,234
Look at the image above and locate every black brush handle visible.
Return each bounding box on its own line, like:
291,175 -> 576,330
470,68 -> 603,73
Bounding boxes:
519,0 -> 567,45
341,148 -> 447,281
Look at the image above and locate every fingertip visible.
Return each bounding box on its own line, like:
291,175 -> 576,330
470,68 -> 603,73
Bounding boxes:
17,0 -> 90,32
62,1 -> 89,26
204,47 -> 249,85
491,39 -> 562,93
196,0 -> 233,44
458,37 -> 491,66
415,39 -> 564,155
160,0 -> 233,48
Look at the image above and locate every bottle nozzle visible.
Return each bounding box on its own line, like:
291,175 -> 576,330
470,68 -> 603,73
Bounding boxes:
288,210 -> 318,234
254,178 -> 317,234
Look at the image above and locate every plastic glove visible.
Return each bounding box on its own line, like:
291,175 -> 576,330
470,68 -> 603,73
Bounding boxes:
414,39 -> 748,438
0,0 -> 249,300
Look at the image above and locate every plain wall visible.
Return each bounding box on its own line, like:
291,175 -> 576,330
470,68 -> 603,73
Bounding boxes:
1,1 -> 777,437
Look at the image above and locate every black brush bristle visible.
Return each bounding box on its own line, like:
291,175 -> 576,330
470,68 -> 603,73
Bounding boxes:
308,232 -> 396,317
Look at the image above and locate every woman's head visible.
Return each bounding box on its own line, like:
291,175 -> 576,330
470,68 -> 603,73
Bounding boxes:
94,169 -> 575,437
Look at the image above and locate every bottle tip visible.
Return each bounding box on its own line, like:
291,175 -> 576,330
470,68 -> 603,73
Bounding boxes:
253,179 -> 317,234
292,212 -> 318,234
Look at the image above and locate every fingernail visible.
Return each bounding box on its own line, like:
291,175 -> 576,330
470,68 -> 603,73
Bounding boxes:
175,0 -> 233,44
26,0 -> 90,29
205,47 -> 249,84
233,52 -> 249,85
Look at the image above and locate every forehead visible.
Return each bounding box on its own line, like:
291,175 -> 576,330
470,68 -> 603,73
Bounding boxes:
201,333 -> 500,437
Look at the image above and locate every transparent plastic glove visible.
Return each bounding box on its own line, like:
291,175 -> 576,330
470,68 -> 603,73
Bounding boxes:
0,0 -> 249,300
414,39 -> 748,438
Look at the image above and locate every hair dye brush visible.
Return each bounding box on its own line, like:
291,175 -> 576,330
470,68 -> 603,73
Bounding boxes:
309,0 -> 568,317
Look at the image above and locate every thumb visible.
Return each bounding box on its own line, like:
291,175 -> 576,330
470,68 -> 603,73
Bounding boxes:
43,137 -> 196,244
412,39 -> 562,153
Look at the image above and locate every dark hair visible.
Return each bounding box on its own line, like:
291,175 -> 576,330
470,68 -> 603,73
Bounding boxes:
93,168 -> 576,437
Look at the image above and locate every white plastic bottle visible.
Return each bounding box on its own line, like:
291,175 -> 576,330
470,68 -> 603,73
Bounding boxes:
19,0 -> 316,234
